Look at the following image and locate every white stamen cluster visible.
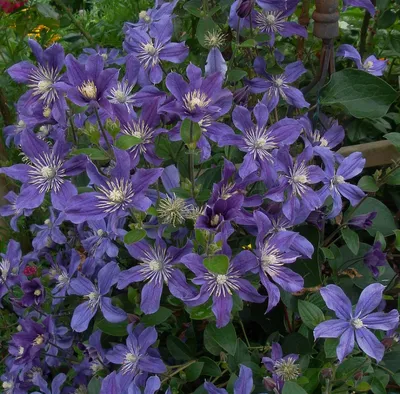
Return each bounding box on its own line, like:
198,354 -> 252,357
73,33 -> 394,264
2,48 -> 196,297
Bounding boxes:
78,80 -> 97,99
122,120 -> 154,153
254,11 -> 285,34
33,334 -> 45,346
85,291 -> 101,311
0,258 -> 11,281
244,126 -> 277,162
204,268 -> 240,297
140,246 -> 174,285
121,352 -> 140,375
28,65 -> 60,104
28,152 -> 65,193
138,41 -> 163,69
96,178 -> 135,213
274,357 -> 301,381
108,80 -> 136,108
351,318 -> 364,329
183,90 -> 212,112
204,30 -> 226,48
287,161 -> 309,197
310,131 -> 329,147
157,194 -> 192,227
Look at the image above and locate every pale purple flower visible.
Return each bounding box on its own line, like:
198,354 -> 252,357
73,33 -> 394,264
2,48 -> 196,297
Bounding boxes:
160,64 -> 234,162
343,0 -> 375,16
0,191 -> 34,232
253,7 -> 307,47
205,364 -> 253,394
79,47 -> 125,66
256,0 -> 300,12
318,151 -> 365,219
182,251 -> 265,328
117,238 -> 194,314
337,44 -> 386,76
0,131 -> 87,211
253,211 -> 303,312
247,57 -> 309,111
31,373 -> 66,394
348,212 -> 377,230
262,342 -> 300,391
205,47 -> 227,78
314,283 -> 399,362
69,262 -> 126,332
267,147 -> 324,221
364,242 -> 387,278
124,18 -> 188,85
219,103 -> 302,181
106,324 -> 166,390
65,148 -> 162,223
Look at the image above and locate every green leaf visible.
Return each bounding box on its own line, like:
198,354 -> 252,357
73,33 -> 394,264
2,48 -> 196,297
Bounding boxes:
166,336 -> 194,361
377,9 -> 397,28
355,382 -> 371,392
196,17 -> 218,48
393,372 -> 400,386
204,322 -> 237,356
37,3 -> 59,19
336,357 -> 369,380
95,319 -> 128,336
358,176 -> 379,192
198,356 -> 221,376
320,69 -> 398,119
298,300 -> 325,329
341,227 -> 359,255
320,247 -> 334,260
383,350 -> 400,372
324,338 -> 339,358
116,135 -> 142,150
183,0 -> 203,17
370,377 -> 387,394
387,168 -> 400,185
349,197 -> 396,236
72,148 -> 109,160
282,381 -> 307,394
141,307 -> 172,326
87,377 -> 101,394
203,255 -> 229,274
227,69 -> 247,82
124,229 -> 146,245
240,39 -> 257,47
374,231 -> 386,249
394,230 -> 400,252
187,302 -> 214,320
384,132 -> 400,150
180,119 -> 202,146
185,362 -> 204,382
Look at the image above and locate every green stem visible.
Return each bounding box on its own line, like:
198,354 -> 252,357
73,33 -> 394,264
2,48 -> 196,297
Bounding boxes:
189,122 -> 195,198
94,108 -> 113,157
161,360 -> 197,384
239,320 -> 251,347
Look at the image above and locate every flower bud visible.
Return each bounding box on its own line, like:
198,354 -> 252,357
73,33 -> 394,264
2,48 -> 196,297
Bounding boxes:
320,368 -> 333,379
236,0 -> 254,18
263,377 -> 276,390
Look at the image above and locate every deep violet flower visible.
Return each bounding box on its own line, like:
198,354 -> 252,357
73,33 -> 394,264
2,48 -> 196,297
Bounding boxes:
7,39 -> 65,109
253,211 -> 303,312
314,283 -> 399,362
182,251 -> 265,328
69,262 -> 126,332
262,342 -> 300,391
247,57 -> 309,111
65,148 -> 162,224
337,44 -> 386,76
229,0 -> 256,33
318,151 -> 365,219
0,131 -> 87,211
0,191 -> 34,232
160,63 -> 234,161
106,324 -> 166,391
343,0 -> 375,16
79,47 -> 125,66
204,364 -> 253,394
124,18 -> 188,85
363,242 -> 387,278
31,373 -> 66,394
117,237 -> 194,314
21,278 -> 45,307
348,212 -> 377,230
219,103 -> 302,182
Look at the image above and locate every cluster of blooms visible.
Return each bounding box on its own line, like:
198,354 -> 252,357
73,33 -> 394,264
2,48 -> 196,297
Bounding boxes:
0,0 -> 397,393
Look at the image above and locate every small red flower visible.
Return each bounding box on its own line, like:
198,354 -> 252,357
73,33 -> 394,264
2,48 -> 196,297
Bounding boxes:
23,265 -> 37,276
0,0 -> 27,14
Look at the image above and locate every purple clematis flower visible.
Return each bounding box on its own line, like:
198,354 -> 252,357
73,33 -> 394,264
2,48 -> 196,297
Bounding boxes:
124,18 -> 188,85
0,131 -> 87,211
79,47 -> 125,66
343,0 -> 375,16
64,54 -> 119,109
65,148 -> 162,224
117,237 -> 194,314
364,242 -> 387,278
21,278 -> 45,307
115,97 -> 167,168
267,146 -> 324,221
314,283 -> 399,362
0,191 -> 34,232
254,6 -> 307,47
31,373 -> 66,394
182,251 -> 265,328
7,39 -> 65,111
69,262 -> 126,332
30,209 -> 66,251
318,151 -> 365,219
253,211 -> 303,312
204,364 -> 253,394
106,324 -> 166,390
348,212 -> 377,230
247,57 -> 309,111
337,44 -> 386,76
160,64 -> 234,161
219,103 -> 302,182
0,240 -> 24,305
262,342 -> 300,391
229,0 -> 256,33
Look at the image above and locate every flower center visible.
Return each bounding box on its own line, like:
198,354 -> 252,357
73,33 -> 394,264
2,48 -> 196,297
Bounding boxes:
33,289 -> 42,296
266,14 -> 276,24
41,166 -> 57,179
183,90 -> 212,112
148,260 -> 162,271
274,357 -> 300,381
204,30 -> 226,48
210,214 -> 220,227
78,81 -> 97,99
33,334 -> 45,346
319,137 -> 328,147
97,229 -> 104,237
351,318 -> 364,329
43,106 -> 51,118
0,258 -> 10,281
333,175 -> 345,184
157,195 -> 191,227
275,77 -> 284,87
293,174 -> 308,184
2,381 -> 13,390
261,254 -> 278,270
114,89 -> 127,103
143,42 -> 157,55
364,61 -> 373,69
109,188 -> 125,203
101,53 -> 108,61
216,274 -> 228,285
85,291 -> 100,310
254,137 -> 267,149
38,79 -> 53,93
